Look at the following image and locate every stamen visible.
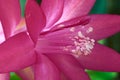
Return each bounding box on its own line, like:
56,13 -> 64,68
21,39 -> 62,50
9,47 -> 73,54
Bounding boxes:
71,27 -> 95,57
78,31 -> 84,38
71,34 -> 95,57
70,27 -> 75,32
86,27 -> 93,33
62,27 -> 95,57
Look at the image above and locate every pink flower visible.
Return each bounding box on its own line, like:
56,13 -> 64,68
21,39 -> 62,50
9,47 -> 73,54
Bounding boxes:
0,0 -> 27,80
0,0 -> 120,80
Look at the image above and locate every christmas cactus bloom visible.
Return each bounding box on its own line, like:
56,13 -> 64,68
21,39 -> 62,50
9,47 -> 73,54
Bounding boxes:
0,0 -> 34,80
0,0 -> 120,80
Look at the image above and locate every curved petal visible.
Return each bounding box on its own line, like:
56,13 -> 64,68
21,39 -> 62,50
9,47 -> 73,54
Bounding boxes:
0,21 -> 5,43
56,0 -> 95,24
25,0 -> 46,43
16,67 -> 34,80
78,43 -> 120,72
0,73 -> 9,80
0,32 -> 36,72
86,14 -> 120,40
35,16 -> 91,56
41,0 -> 64,30
34,54 -> 60,80
0,0 -> 21,38
46,54 -> 90,80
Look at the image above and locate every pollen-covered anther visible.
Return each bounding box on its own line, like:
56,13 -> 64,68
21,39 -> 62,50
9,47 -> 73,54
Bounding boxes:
70,27 -> 75,32
71,31 -> 95,57
86,27 -> 93,33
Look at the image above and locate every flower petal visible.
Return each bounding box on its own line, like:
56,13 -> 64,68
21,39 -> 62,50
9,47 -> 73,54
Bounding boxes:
36,18 -> 96,58
16,67 -> 34,80
0,0 -> 21,38
46,54 -> 90,80
0,21 -> 5,43
25,0 -> 46,43
86,14 -> 120,40
78,43 -> 120,72
56,0 -> 95,24
41,0 -> 64,30
34,54 -> 60,80
0,32 -> 36,72
0,73 -> 9,80
35,16 -> 91,55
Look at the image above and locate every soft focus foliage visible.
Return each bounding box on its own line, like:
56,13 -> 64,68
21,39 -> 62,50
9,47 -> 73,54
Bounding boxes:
87,70 -> 118,80
10,73 -> 21,80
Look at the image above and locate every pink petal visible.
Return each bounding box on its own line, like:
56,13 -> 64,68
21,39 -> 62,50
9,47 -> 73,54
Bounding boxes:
86,14 -> 120,40
60,73 -> 69,80
0,32 -> 36,72
35,16 -> 90,54
34,54 -> 60,80
0,0 -> 21,38
41,0 -> 64,30
56,0 -> 95,24
0,21 -> 5,43
16,67 -> 34,80
0,73 -> 9,80
46,54 -> 90,80
25,0 -> 46,43
78,43 -> 120,72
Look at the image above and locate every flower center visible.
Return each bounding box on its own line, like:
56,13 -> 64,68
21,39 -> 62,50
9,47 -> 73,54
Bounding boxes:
71,31 -> 95,57
63,26 -> 95,57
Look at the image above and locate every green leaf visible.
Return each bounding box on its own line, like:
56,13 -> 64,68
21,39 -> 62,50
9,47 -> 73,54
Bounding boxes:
10,72 -> 21,80
87,70 -> 118,80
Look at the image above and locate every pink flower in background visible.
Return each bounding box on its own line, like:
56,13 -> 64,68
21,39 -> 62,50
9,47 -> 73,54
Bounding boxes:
0,0 -> 120,80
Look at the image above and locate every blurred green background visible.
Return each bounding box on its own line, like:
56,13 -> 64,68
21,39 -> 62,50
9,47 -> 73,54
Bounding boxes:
10,0 -> 120,80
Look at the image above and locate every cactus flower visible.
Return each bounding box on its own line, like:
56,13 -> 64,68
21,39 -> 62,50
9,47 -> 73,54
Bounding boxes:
0,0 -> 120,80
